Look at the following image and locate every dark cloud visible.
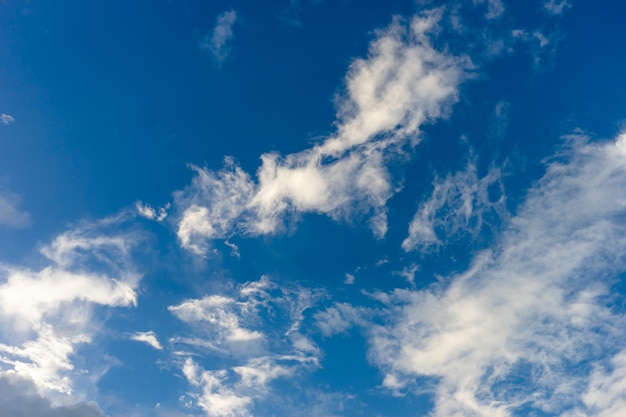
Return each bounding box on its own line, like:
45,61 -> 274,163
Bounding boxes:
0,374 -> 106,417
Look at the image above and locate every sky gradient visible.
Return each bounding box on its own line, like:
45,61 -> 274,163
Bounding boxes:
1,1 -> 626,416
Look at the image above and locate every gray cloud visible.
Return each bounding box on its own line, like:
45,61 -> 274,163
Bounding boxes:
0,374 -> 106,417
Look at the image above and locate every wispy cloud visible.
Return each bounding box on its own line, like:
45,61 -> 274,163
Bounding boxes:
175,10 -> 468,254
170,277 -> 323,417
544,0 -> 571,15
0,113 -> 16,126
0,113 -> 15,125
201,10 -> 238,67
473,0 -> 505,19
131,331 -> 163,350
0,214 -> 142,397
402,159 -> 505,252
0,192 -> 31,229
136,201 -> 169,222
319,132 -> 626,417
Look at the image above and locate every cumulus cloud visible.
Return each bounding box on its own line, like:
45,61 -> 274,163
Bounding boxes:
0,374 -> 106,417
0,113 -> 15,125
0,192 -> 31,228
131,331 -> 163,350
170,277 -> 322,417
0,215 -> 142,397
402,159 -> 505,252
175,10 -> 468,254
201,10 -> 238,67
321,132 -> 626,417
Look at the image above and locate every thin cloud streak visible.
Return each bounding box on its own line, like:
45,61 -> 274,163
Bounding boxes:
201,10 -> 238,67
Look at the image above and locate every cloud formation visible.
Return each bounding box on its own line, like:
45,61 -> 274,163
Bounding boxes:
136,201 -> 169,222
544,0 -> 571,15
201,10 -> 238,67
0,374 -> 106,417
402,159 -> 505,252
131,331 -> 163,350
170,277 -> 322,417
318,132 -> 626,417
175,10 -> 468,254
0,215 -> 142,397
0,113 -> 15,125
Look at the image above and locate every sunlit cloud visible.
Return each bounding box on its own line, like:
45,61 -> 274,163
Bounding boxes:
175,10 -> 468,254
319,132 -> 626,417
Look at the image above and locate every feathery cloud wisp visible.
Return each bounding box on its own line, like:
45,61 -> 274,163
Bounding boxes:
318,132 -> 626,417
201,10 -> 238,67
175,10 -> 468,254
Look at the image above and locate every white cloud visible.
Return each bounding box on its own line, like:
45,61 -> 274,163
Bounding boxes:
130,331 -> 163,350
344,273 -> 355,285
402,159 -> 505,252
580,349 -> 626,417
175,10 -> 468,254
0,113 -> 15,125
0,215 -> 142,398
348,132 -> 626,417
0,192 -> 31,228
544,0 -> 571,15
201,10 -> 238,67
170,294 -> 263,344
170,277 -> 323,417
136,201 -> 169,222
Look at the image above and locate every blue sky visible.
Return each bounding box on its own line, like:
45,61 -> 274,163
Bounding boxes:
2,1 -> 626,416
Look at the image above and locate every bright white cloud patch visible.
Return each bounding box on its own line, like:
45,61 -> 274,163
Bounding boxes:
319,132 -> 626,417
0,216 -> 142,397
170,277 -> 322,417
130,331 -> 163,350
202,10 -> 238,67
175,10 -> 468,254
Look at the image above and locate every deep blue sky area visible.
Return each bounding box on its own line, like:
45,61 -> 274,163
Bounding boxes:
2,1 -> 626,417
